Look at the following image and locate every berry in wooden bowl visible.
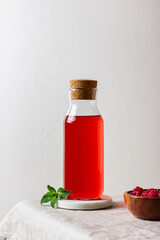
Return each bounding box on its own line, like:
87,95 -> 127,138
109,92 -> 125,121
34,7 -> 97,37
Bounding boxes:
124,187 -> 160,220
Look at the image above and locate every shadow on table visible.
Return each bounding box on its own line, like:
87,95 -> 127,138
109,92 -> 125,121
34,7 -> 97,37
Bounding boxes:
80,201 -> 126,211
112,200 -> 126,209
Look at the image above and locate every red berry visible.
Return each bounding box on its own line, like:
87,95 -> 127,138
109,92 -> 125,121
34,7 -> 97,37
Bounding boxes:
137,190 -> 142,196
133,186 -> 143,196
130,187 -> 160,198
147,190 -> 158,198
141,191 -> 148,197
129,191 -> 135,195
146,188 -> 155,193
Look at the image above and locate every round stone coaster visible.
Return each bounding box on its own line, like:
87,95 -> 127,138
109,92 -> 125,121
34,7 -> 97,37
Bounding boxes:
58,195 -> 112,210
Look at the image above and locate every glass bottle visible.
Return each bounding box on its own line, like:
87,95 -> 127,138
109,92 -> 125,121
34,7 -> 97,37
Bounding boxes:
64,79 -> 103,199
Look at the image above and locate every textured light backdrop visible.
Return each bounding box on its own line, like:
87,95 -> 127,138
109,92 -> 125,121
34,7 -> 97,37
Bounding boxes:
0,0 -> 160,220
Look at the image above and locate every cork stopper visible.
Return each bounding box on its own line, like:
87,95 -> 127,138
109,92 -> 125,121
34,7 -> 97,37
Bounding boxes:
69,79 -> 97,100
69,79 -> 97,89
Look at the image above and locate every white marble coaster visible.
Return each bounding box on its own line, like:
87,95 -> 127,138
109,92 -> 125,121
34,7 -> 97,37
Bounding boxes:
58,195 -> 112,210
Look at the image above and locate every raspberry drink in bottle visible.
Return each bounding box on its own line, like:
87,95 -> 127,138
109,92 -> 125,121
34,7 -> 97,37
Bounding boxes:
64,79 -> 103,199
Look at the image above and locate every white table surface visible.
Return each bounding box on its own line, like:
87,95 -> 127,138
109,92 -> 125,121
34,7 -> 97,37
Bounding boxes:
0,196 -> 160,240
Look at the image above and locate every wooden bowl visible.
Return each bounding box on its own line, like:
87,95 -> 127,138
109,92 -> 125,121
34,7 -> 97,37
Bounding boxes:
124,190 -> 160,220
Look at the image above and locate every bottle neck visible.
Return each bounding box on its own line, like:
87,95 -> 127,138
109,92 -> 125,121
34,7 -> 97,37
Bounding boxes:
66,99 -> 100,116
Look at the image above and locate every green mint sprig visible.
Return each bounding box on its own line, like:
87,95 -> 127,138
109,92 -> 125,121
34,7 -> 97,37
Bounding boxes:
41,185 -> 71,208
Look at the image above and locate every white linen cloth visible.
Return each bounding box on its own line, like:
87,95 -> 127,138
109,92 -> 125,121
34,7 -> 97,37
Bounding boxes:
0,196 -> 159,240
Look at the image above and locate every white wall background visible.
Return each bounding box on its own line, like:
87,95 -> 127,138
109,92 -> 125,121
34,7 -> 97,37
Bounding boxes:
0,0 -> 160,220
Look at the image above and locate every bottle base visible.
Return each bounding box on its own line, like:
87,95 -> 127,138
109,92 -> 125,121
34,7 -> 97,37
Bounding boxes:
67,192 -> 103,200
58,195 -> 112,210
69,197 -> 101,201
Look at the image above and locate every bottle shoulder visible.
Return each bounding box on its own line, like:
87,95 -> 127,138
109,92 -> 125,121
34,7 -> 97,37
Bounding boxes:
64,115 -> 103,124
66,100 -> 101,116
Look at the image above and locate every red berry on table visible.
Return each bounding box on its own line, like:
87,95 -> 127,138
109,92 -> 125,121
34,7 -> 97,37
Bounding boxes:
147,190 -> 158,198
158,193 -> 160,198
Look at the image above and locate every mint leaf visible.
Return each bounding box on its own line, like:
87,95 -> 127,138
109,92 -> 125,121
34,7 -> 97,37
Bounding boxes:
47,185 -> 56,193
57,187 -> 71,199
41,192 -> 53,205
41,185 -> 71,208
51,195 -> 58,208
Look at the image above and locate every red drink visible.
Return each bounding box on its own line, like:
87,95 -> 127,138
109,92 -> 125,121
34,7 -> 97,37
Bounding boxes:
64,115 -> 103,199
